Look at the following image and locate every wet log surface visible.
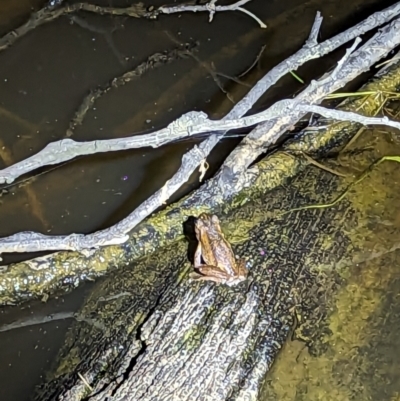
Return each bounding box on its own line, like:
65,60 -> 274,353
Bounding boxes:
34,118 -> 400,399
3,55 -> 400,307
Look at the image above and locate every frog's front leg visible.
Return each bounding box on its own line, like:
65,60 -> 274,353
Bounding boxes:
194,241 -> 203,268
233,258 -> 248,278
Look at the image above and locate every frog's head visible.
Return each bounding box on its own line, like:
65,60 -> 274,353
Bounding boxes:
197,213 -> 219,226
195,213 -> 221,236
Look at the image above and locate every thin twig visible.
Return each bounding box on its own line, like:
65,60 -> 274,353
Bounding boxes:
340,127 -> 366,153
0,311 -> 75,333
1,5 -> 400,262
236,6 -> 267,28
155,0 -> 267,28
77,373 -> 94,392
188,53 -> 235,103
215,72 -> 251,88
284,151 -> 348,177
237,45 -> 266,78
283,155 -> 400,214
68,15 -> 127,67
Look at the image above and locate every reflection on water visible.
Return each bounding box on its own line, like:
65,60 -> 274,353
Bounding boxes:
0,0 -> 399,400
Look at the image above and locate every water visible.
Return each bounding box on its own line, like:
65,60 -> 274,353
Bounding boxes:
0,0 -> 399,400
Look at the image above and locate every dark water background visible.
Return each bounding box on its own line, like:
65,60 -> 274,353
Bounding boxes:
0,0 -> 398,400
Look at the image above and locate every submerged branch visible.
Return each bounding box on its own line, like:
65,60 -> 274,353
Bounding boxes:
154,0 -> 267,28
0,3 -> 146,53
66,43 -> 196,137
2,33 -> 400,257
0,0 -> 265,53
0,312 -> 75,333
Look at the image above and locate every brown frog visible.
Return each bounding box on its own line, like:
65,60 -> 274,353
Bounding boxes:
189,213 -> 248,286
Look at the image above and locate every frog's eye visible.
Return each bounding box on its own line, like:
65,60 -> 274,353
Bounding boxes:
211,215 -> 220,224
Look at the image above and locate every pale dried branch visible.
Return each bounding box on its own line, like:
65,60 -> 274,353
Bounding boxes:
0,111 -> 207,185
1,100 -> 400,256
0,143 -> 211,260
1,5 -> 400,261
0,3 -> 147,53
155,0 -> 267,28
2,3 -> 400,184
305,11 -> 323,48
207,0 -> 218,22
0,84 -> 398,189
217,16 -> 400,191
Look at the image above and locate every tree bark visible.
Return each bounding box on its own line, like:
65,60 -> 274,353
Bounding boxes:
34,110 -> 400,400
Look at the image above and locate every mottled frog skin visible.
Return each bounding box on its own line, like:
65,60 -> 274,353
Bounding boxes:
190,213 -> 247,286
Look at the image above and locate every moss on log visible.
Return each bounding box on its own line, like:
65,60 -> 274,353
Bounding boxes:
34,101 -> 400,399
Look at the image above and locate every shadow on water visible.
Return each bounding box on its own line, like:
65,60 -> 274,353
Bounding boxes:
0,0 -> 399,399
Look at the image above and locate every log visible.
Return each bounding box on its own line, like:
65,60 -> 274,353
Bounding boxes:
30,55 -> 400,399
34,121 -> 400,399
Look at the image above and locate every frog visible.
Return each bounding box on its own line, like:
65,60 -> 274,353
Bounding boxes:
189,213 -> 248,286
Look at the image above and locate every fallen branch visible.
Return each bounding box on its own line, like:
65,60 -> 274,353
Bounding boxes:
153,0 -> 267,28
0,3 -> 145,53
2,2 -> 400,184
3,87 -> 400,190
0,0 -> 264,53
66,43 -> 196,137
217,16 -> 400,191
1,5 -> 400,260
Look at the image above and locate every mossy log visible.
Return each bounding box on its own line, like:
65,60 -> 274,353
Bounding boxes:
33,69 -> 400,398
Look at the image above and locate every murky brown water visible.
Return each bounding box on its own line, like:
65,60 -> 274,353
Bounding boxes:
0,0 -> 399,400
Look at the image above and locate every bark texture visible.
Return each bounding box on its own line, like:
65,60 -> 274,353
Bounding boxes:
34,120 -> 400,399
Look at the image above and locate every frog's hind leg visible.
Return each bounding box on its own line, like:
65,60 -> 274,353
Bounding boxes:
189,273 -> 225,284
190,265 -> 230,284
194,242 -> 203,268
